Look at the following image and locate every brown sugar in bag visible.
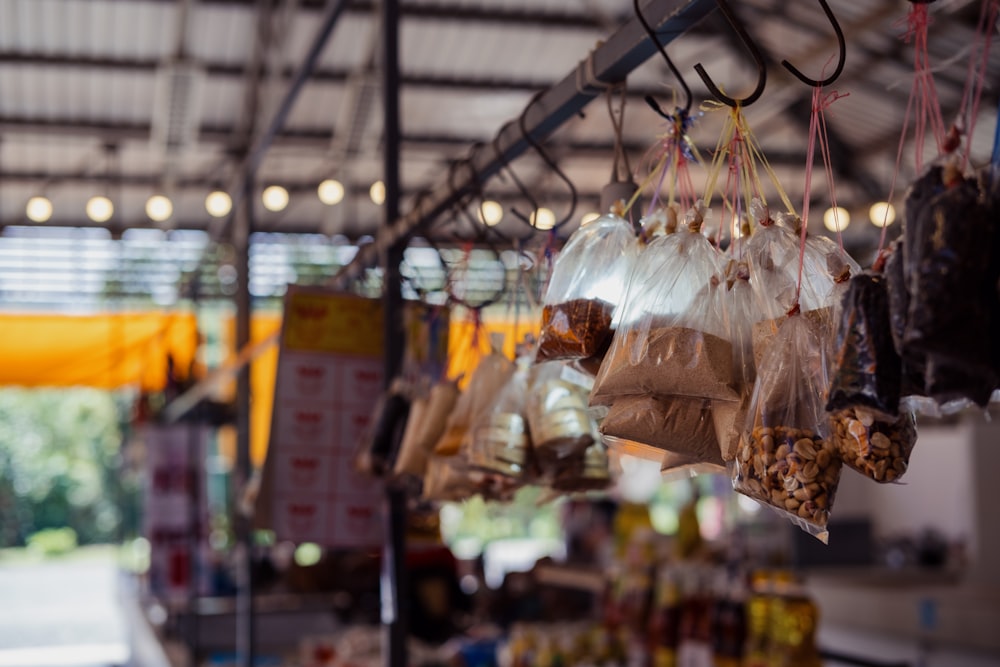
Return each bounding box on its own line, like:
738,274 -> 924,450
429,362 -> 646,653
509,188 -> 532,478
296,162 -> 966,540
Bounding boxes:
536,212 -> 638,362
600,394 -> 722,466
591,202 -> 735,406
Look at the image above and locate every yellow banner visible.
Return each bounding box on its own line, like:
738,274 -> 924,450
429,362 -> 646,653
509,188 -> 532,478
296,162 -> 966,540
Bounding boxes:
282,290 -> 384,357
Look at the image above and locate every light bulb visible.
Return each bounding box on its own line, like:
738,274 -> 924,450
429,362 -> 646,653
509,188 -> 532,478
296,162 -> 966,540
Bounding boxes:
369,180 -> 385,206
531,207 -> 556,231
822,206 -> 850,232
318,179 -> 345,205
580,212 -> 600,226
262,185 -> 289,212
145,195 -> 173,222
86,195 -> 114,223
478,200 -> 503,226
205,190 -> 232,218
869,201 -> 896,228
26,196 -> 53,223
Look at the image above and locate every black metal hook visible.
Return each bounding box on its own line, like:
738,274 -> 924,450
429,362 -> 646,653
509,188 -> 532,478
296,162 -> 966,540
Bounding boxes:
693,0 -> 767,108
513,91 -> 578,231
780,0 -> 845,87
633,0 -> 692,117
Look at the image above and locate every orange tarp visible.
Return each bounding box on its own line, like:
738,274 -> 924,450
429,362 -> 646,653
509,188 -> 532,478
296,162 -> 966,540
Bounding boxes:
0,312 -> 198,392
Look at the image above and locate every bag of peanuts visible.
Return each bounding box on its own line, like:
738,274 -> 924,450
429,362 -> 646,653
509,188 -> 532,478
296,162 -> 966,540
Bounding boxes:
535,212 -> 638,363
828,406 -> 915,483
732,315 -> 843,543
591,201 -> 735,406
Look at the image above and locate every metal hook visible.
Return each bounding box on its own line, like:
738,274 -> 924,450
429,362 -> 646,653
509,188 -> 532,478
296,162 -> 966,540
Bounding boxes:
780,0 -> 845,87
514,91 -> 579,230
633,0 -> 691,117
693,0 -> 767,108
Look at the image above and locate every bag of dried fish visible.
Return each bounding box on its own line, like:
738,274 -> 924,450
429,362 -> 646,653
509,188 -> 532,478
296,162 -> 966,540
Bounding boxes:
733,316 -> 842,543
536,212 -> 638,362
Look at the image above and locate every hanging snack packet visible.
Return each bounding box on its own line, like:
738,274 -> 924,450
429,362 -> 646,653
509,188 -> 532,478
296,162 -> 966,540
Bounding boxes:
434,351 -> 515,456
550,441 -> 613,493
591,202 -> 735,405
536,213 -> 638,362
355,377 -> 411,476
393,379 -> 460,481
828,406 -> 915,483
422,454 -> 480,503
732,316 -> 842,542
826,272 -> 902,419
468,368 -> 531,479
526,362 -> 595,469
713,261 -> 756,462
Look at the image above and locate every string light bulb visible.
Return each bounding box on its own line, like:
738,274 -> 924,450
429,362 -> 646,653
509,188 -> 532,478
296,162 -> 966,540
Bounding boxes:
478,200 -> 503,226
869,201 -> 896,228
26,196 -> 53,223
369,180 -> 386,205
531,207 -> 556,231
318,179 -> 345,205
145,195 -> 173,222
205,191 -> 232,217
262,185 -> 289,212
86,195 -> 114,223
822,206 -> 850,232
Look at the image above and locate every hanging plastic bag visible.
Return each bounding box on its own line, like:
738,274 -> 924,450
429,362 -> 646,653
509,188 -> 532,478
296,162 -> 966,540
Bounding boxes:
434,350 -> 515,456
828,407 -> 915,483
732,316 -> 842,543
713,260 -> 756,462
904,163 -> 998,373
826,272 -> 902,419
422,454 -> 480,503
600,395 -> 721,466
535,212 -> 638,362
393,379 -> 460,482
660,450 -> 726,481
355,377 -> 411,476
550,441 -> 614,493
526,362 -> 595,472
591,202 -> 735,405
468,368 -> 531,479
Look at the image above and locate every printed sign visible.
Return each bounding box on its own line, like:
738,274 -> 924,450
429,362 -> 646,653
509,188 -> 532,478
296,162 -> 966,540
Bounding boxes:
264,288 -> 386,548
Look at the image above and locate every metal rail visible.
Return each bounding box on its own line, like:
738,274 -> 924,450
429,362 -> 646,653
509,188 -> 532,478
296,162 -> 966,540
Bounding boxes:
327,0 -> 716,289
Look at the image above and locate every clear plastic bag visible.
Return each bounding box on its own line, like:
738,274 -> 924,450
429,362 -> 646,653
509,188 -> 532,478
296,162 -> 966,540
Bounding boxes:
660,450 -> 726,481
549,441 -> 613,493
828,407 -> 915,483
434,351 -> 515,456
468,368 -> 531,478
526,362 -> 595,468
732,316 -> 842,543
393,379 -> 460,481
536,212 -> 638,362
715,261 -> 756,462
591,202 -> 735,405
826,272 -> 902,420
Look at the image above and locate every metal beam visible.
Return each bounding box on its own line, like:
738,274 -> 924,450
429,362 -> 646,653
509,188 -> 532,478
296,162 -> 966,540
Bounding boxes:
326,0 -> 716,287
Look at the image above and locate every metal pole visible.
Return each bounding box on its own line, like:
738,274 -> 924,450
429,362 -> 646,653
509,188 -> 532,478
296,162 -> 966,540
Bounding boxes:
380,0 -> 408,665
234,172 -> 255,667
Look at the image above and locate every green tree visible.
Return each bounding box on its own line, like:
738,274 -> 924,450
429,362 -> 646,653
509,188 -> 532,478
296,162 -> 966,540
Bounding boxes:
0,388 -> 126,547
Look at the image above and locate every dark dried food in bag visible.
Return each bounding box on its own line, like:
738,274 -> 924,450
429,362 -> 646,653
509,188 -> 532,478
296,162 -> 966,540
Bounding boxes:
828,407 -> 915,483
826,272 -> 902,419
536,213 -> 637,362
904,169 -> 997,371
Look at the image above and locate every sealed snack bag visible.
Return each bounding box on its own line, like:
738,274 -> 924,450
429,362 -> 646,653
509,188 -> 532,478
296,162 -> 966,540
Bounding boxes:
468,367 -> 531,479
828,406 -> 915,483
714,260 -> 757,463
434,350 -> 515,456
536,212 -> 638,362
550,440 -> 613,494
591,202 -> 734,405
732,316 -> 842,542
355,377 -> 411,476
526,362 -> 595,469
393,379 -> 460,482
